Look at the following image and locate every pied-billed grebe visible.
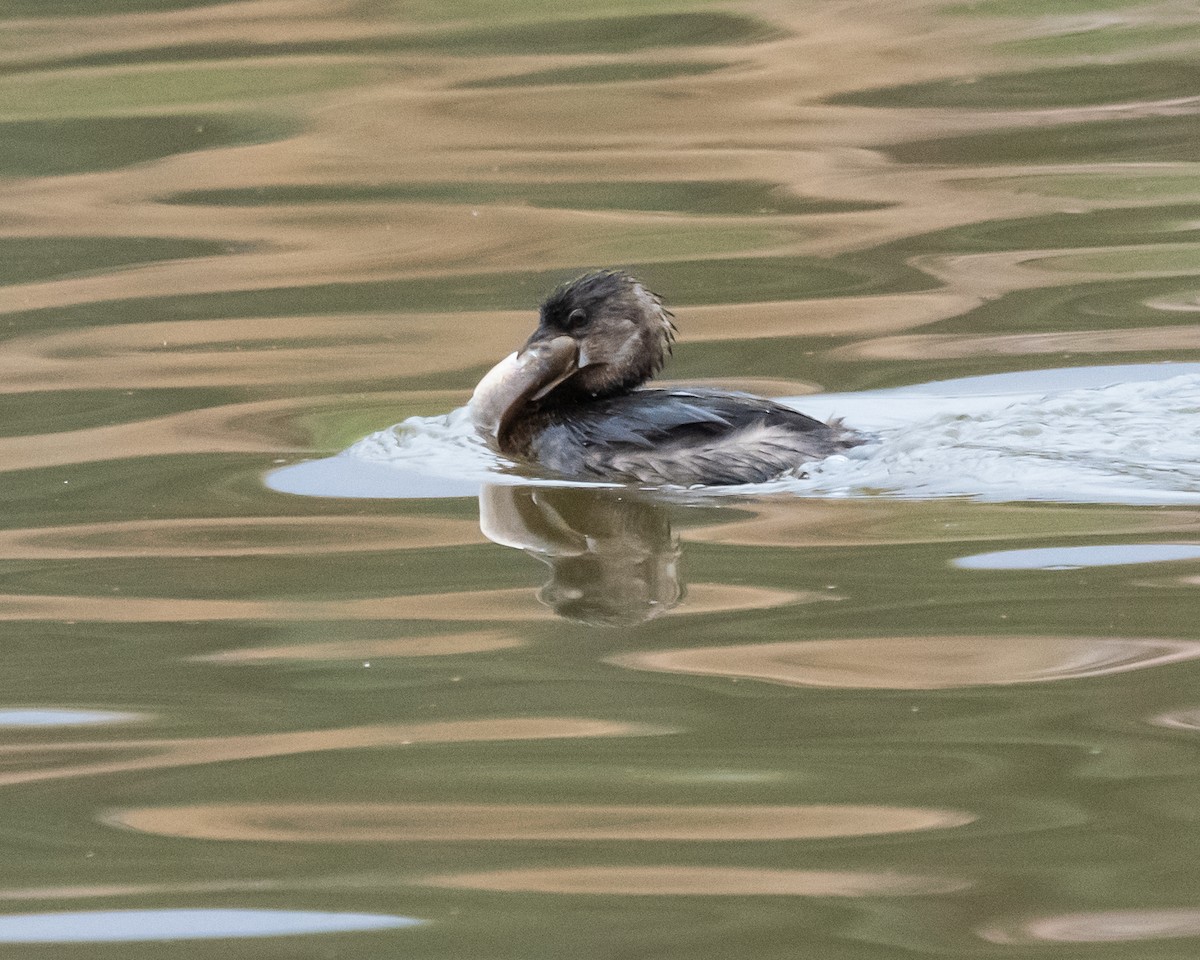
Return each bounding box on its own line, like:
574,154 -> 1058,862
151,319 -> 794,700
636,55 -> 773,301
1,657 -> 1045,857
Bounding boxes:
469,270 -> 856,486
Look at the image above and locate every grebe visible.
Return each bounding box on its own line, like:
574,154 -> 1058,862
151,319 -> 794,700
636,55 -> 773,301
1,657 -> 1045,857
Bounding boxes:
469,270 -> 855,486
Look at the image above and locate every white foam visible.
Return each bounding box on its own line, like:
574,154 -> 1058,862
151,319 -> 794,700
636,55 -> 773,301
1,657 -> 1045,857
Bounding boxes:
267,363 -> 1200,505
784,366 -> 1200,504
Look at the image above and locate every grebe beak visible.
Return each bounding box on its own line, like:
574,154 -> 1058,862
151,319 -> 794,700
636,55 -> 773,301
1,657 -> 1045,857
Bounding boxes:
513,326 -> 592,402
468,335 -> 578,446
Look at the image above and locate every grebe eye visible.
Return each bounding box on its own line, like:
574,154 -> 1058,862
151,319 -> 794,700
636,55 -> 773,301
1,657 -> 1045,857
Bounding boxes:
566,308 -> 587,329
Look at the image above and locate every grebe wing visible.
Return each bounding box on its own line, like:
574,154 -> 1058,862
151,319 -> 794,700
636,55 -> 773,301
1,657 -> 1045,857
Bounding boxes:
554,388 -> 830,447
530,388 -> 840,485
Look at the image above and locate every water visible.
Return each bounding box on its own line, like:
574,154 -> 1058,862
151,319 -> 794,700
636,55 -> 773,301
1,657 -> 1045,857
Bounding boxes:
4,2 -> 1200,957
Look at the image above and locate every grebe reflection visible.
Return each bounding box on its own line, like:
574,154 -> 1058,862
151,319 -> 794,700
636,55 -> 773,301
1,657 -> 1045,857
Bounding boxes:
478,485 -> 681,627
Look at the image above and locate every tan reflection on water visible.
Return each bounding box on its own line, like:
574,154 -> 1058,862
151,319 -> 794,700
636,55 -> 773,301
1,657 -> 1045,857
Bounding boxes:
109,802 -> 972,843
0,582 -> 811,622
1151,708 -> 1200,731
0,395 -> 354,471
421,865 -> 968,897
0,314 -> 527,391
981,909 -> 1200,943
0,589 -> 548,622
655,376 -> 823,398
198,629 -> 523,662
0,718 -> 659,788
831,325 -> 1200,362
0,271 -> 976,407
0,516 -> 482,559
680,293 -> 980,341
0,0 -> 1052,347
612,636 -> 1200,690
0,879 -> 291,903
684,500 -> 1200,548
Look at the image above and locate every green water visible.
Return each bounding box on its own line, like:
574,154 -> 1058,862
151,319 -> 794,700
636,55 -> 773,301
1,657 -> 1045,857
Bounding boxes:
2,1 -> 1200,956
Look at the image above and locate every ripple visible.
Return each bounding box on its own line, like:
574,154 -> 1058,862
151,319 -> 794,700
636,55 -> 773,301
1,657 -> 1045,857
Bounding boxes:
981,170 -> 1200,203
0,516 -> 483,559
888,113 -> 1200,167
1151,708 -> 1200,731
1148,292 -> 1200,313
0,909 -> 422,943
0,237 -> 232,287
454,61 -> 734,90
681,292 -> 972,341
196,630 -> 524,662
169,179 -> 856,217
109,802 -> 972,843
0,63 -> 371,120
685,501 -> 1200,548
422,866 -> 967,897
981,909 -> 1200,944
612,636 -> 1200,690
955,543 -> 1200,570
0,583 -> 806,622
0,880 -> 287,903
833,61 -> 1200,109
0,719 -> 664,788
0,113 -> 294,176
0,709 -> 140,727
0,315 -> 523,392
656,376 -> 824,397
830,326 -> 1200,362
102,11 -> 779,60
0,395 -> 342,472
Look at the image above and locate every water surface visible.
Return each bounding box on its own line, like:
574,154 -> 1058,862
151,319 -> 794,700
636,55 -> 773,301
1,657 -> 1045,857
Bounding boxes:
4,1 -> 1200,958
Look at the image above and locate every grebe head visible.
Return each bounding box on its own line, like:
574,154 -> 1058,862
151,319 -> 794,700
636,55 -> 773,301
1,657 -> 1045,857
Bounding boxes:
525,270 -> 675,399
468,270 -> 674,449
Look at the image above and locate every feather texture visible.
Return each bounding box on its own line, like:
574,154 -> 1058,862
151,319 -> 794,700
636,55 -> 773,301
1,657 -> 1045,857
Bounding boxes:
512,388 -> 846,485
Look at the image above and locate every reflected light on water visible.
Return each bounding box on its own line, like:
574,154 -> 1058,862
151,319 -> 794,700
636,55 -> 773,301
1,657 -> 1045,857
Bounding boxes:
422,866 -> 968,897
0,516 -> 483,559
685,500 -> 1200,548
832,325 -> 1200,362
1151,709 -> 1200,731
0,314 -> 524,391
0,719 -> 665,788
954,543 -> 1200,570
0,395 -> 336,472
613,636 -> 1200,690
197,629 -> 524,663
0,709 -> 140,728
268,454 -> 485,499
0,583 -> 809,623
981,909 -> 1200,943
680,292 -> 976,340
0,909 -> 423,943
108,802 -> 973,843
